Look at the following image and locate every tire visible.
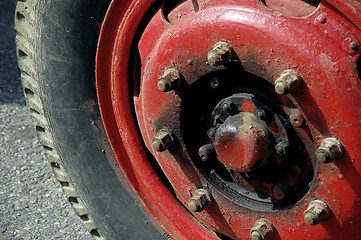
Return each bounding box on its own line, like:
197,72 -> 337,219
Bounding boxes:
15,0 -> 164,239
16,0 -> 361,239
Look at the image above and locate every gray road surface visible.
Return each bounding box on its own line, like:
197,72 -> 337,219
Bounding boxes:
0,1 -> 92,239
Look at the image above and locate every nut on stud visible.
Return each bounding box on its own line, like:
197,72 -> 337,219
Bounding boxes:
188,188 -> 213,212
289,108 -> 304,127
250,218 -> 275,240
275,141 -> 288,156
198,144 -> 215,162
350,42 -> 358,50
157,68 -> 181,92
304,200 -> 330,226
207,128 -> 216,139
207,41 -> 233,67
221,99 -> 236,113
316,137 -> 343,163
151,130 -> 173,152
274,69 -> 303,95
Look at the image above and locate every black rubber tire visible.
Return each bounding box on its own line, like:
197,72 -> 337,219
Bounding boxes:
15,0 -> 165,239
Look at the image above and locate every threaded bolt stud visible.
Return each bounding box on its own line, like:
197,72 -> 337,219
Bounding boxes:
198,144 -> 215,161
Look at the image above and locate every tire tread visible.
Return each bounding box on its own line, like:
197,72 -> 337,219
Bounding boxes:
15,1 -> 104,239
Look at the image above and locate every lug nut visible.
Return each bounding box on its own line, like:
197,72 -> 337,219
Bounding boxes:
221,99 -> 236,113
289,109 -> 304,127
207,128 -> 216,139
304,200 -> 330,225
250,218 -> 275,240
350,42 -> 358,50
222,102 -> 231,112
188,188 -> 213,212
157,68 -> 181,92
316,137 -> 343,163
275,141 -> 288,155
209,77 -> 220,89
207,41 -> 233,67
151,130 -> 173,152
274,69 -> 303,95
198,144 -> 215,161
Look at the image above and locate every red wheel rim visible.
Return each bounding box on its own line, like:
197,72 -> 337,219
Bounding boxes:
96,0 -> 361,239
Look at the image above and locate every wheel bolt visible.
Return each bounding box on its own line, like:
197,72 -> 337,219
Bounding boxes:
221,99 -> 235,113
207,128 -> 216,139
151,130 -> 173,152
316,137 -> 343,163
275,141 -> 288,155
274,69 -> 303,95
350,42 -> 358,50
250,218 -> 274,240
222,102 -> 231,112
188,188 -> 213,212
198,144 -> 215,161
304,200 -> 330,226
209,77 -> 220,89
207,41 -> 233,67
289,109 -> 304,127
157,68 -> 181,92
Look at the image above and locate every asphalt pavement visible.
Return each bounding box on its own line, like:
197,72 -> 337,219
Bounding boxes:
0,1 -> 92,239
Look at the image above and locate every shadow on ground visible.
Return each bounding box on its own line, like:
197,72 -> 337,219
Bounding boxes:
0,0 -> 24,105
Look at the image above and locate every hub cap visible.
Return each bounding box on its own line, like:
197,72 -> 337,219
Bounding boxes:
214,111 -> 272,172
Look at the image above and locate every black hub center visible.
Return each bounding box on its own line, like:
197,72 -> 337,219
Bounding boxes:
181,69 -> 314,210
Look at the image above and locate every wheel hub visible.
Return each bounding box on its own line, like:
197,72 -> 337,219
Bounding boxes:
214,111 -> 273,172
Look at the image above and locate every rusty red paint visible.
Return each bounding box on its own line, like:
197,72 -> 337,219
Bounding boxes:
262,0 -> 320,18
96,0 -> 361,239
240,100 -> 256,113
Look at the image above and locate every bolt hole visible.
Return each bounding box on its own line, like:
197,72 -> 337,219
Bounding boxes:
260,0 -> 321,18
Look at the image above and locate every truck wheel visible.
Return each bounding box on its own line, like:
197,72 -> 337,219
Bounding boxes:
17,0 -> 361,239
